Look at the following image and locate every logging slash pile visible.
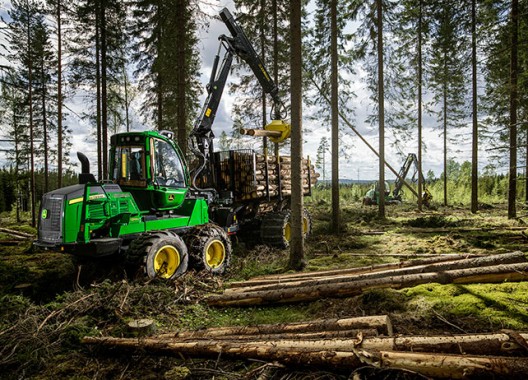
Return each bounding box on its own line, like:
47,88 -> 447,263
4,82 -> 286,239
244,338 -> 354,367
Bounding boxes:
215,151 -> 318,201
84,251 -> 528,378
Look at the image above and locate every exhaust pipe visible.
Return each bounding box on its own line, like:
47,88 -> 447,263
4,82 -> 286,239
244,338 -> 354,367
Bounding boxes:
77,152 -> 96,184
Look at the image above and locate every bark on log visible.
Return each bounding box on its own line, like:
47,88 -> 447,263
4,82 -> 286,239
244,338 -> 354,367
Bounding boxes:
207,262 -> 528,306
160,328 -> 379,341
84,332 -> 528,356
82,336 -> 364,368
162,316 -> 393,339
227,252 -> 527,294
236,254 -> 482,286
379,351 -> 528,379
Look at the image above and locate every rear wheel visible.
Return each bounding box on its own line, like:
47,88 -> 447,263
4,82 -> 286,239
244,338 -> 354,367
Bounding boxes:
128,231 -> 188,280
186,224 -> 231,274
260,208 -> 312,249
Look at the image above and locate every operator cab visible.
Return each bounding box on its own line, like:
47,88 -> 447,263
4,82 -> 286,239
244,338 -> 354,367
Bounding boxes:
110,131 -> 189,213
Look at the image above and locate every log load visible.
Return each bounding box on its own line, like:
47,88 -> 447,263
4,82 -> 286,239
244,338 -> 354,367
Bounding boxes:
214,151 -> 318,202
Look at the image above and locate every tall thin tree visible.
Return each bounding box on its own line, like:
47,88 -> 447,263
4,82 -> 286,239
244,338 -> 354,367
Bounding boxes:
288,0 -> 305,271
508,0 -> 519,219
377,0 -> 385,219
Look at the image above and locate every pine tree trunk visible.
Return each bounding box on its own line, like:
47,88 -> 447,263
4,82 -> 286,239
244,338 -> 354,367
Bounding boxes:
176,0 -> 187,154
41,60 -> 49,193
380,351 -> 528,379
207,262 -> 528,306
57,0 -> 63,188
95,2 -> 102,180
508,0 -> 518,219
227,252 -> 526,294
443,70 -> 448,206
163,315 -> 392,338
417,0 -> 423,211
471,0 -> 478,214
288,0 -> 305,271
27,4 -> 36,227
331,0 -> 340,233
377,0 -> 385,218
101,3 -> 108,180
233,254 -> 475,286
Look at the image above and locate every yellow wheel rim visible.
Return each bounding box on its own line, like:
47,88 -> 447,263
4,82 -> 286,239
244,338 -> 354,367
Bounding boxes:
284,222 -> 291,242
303,216 -> 310,235
205,239 -> 226,269
153,245 -> 180,278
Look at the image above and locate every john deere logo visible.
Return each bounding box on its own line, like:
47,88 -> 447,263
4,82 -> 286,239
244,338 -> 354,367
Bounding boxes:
168,194 -> 175,202
42,209 -> 48,219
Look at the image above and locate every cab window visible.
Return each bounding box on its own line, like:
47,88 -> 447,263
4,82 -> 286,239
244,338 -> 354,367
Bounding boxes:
152,139 -> 186,187
113,146 -> 147,187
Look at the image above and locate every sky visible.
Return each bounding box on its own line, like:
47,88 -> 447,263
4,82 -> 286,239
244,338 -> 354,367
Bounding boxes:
0,0 -> 496,182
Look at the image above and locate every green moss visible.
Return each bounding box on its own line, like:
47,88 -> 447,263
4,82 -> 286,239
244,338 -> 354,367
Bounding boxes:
403,282 -> 528,329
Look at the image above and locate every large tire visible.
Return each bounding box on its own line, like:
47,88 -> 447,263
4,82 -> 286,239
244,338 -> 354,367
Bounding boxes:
260,211 -> 291,248
260,209 -> 312,249
185,224 -> 231,275
128,231 -> 188,280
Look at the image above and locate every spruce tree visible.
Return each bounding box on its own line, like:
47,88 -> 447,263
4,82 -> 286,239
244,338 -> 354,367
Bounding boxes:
129,0 -> 201,152
427,0 -> 467,207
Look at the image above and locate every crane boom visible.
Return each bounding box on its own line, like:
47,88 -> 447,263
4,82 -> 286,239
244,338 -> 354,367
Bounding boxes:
190,8 -> 286,192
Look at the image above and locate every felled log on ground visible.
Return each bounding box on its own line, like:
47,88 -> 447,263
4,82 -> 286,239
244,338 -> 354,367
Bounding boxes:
207,262 -> 528,306
83,331 -> 528,358
227,252 -> 527,294
161,315 -> 393,339
0,227 -> 34,239
379,351 -> 528,379
82,336 -> 365,368
161,328 -> 379,341
82,331 -> 528,377
230,254 -> 484,288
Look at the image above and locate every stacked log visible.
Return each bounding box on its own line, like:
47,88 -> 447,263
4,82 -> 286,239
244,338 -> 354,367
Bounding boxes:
83,318 -> 528,378
216,152 -> 318,201
207,251 -> 528,306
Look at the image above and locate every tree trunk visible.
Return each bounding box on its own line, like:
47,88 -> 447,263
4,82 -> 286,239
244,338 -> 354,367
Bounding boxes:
27,3 -> 36,227
95,2 -> 102,180
176,0 -> 187,154
288,0 -> 305,271
471,0 -> 478,214
41,59 -> 49,193
443,63 -> 448,206
234,254 -> 477,286
83,336 -> 364,368
101,2 -> 108,180
83,332 -> 528,368
508,0 -> 519,219
164,315 -> 393,339
331,0 -> 340,233
207,262 -> 528,306
380,351 -> 528,379
417,0 -> 423,211
57,0 -> 63,188
377,0 -> 385,219
227,252 -> 527,294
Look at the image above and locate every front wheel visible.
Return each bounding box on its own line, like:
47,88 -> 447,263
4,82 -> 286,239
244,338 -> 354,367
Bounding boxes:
129,231 -> 189,280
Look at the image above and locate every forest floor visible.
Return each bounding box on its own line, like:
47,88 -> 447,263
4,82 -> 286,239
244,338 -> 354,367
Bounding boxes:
1,200 -> 528,379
